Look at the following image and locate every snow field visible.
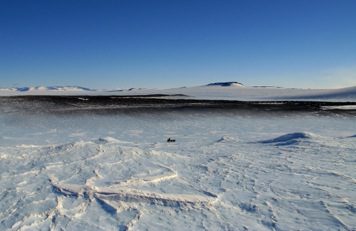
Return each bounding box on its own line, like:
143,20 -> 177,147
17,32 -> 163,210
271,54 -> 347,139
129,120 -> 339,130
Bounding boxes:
0,110 -> 355,230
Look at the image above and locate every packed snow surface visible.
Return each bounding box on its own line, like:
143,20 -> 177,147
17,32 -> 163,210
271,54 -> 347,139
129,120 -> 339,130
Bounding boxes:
0,102 -> 355,230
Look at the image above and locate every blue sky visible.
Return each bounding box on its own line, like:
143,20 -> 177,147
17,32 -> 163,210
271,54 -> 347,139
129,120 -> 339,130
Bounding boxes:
1,0 -> 356,89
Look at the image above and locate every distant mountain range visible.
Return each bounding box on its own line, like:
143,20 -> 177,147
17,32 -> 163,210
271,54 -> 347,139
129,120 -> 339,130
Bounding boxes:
0,83 -> 355,102
1,82 -> 246,92
0,86 -> 94,92
0,82 -> 258,92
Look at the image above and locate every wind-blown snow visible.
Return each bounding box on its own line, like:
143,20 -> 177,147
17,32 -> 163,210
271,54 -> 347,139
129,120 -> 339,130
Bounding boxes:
0,105 -> 355,230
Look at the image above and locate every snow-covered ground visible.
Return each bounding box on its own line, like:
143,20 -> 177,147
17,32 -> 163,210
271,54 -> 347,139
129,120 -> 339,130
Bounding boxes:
0,84 -> 355,230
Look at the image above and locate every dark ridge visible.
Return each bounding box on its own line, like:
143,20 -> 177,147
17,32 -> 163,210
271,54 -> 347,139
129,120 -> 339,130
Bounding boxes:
1,95 -> 355,115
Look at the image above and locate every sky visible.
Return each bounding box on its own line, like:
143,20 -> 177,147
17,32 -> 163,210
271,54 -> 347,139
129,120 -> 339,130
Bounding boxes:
1,0 -> 356,89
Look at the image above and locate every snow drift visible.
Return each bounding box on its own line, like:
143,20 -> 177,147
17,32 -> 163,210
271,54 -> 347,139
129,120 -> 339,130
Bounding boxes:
259,132 -> 316,145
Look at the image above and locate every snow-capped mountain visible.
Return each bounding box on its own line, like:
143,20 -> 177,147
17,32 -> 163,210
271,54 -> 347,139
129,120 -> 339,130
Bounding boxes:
0,86 -> 94,92
206,81 -> 244,87
0,83 -> 355,102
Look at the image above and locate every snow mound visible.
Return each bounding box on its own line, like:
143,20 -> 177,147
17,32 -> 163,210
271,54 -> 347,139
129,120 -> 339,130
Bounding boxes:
97,137 -> 121,143
344,134 -> 356,138
259,132 -> 316,146
207,82 -> 244,87
216,136 -> 238,143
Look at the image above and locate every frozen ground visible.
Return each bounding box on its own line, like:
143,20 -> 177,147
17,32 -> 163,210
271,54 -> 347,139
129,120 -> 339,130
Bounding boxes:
0,98 -> 355,231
